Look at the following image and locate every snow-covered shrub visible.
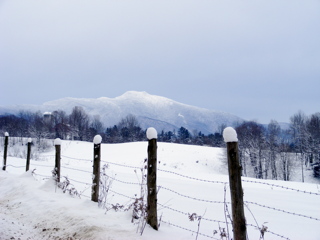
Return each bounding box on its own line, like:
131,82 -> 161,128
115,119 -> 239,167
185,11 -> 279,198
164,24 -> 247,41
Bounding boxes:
58,176 -> 80,197
99,164 -> 113,209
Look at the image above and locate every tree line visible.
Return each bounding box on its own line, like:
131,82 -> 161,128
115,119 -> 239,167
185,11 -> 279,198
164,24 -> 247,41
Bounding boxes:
0,106 -> 224,147
235,111 -> 320,181
0,107 -> 319,180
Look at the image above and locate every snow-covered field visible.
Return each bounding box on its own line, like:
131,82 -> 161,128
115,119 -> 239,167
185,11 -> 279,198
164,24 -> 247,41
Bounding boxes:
1,141 -> 320,240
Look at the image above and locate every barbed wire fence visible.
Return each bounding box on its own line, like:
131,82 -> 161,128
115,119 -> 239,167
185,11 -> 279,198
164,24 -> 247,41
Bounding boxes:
2,138 -> 320,239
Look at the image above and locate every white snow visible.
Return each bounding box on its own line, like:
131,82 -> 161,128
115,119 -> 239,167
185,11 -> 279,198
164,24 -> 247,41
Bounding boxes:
93,135 -> 102,144
146,127 -> 158,140
2,91 -> 243,134
1,140 -> 320,240
223,127 -> 238,142
4,132 -> 9,137
28,138 -> 32,143
54,138 -> 61,145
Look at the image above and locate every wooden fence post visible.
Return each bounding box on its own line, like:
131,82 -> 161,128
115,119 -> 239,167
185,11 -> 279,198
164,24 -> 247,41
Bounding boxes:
92,135 -> 102,203
2,132 -> 9,171
146,127 -> 158,230
26,138 -> 32,172
223,127 -> 247,240
54,138 -> 61,182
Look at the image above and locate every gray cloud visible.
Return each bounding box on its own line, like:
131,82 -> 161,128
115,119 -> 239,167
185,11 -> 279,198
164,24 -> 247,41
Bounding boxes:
0,0 -> 319,123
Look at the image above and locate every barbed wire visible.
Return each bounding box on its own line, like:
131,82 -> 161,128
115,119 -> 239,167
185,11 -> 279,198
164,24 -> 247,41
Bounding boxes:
3,164 -> 25,168
39,155 -> 55,158
104,174 -> 145,186
61,165 -> 92,174
244,201 -> 320,222
101,159 -> 141,170
158,168 -> 228,185
160,219 -> 217,239
45,155 -> 320,197
4,153 -> 319,238
242,179 -> 320,196
159,186 -> 225,204
65,156 -> 227,185
31,161 -> 319,225
31,163 -> 53,168
61,155 -> 92,162
162,218 -> 291,240
263,228 -> 291,240
157,203 -> 228,225
63,176 -> 93,186
108,189 -> 136,200
159,203 -> 291,240
52,172 -> 294,240
245,223 -> 290,240
159,185 -> 320,222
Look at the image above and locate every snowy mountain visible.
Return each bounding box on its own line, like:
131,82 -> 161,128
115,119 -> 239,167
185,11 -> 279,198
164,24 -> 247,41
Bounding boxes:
0,91 -> 243,134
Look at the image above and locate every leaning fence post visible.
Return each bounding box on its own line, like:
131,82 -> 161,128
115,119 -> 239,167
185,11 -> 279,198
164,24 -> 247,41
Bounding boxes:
2,132 -> 9,171
146,127 -> 158,230
223,127 -> 247,240
26,138 -> 32,172
54,138 -> 61,182
92,135 -> 102,203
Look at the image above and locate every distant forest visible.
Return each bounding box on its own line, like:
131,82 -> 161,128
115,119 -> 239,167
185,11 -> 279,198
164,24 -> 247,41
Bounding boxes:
1,106 -> 320,180
0,106 -> 225,146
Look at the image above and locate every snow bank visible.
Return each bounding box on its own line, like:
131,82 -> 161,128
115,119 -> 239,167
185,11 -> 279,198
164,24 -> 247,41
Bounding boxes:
223,127 -> 238,142
93,135 -> 102,144
146,127 -> 157,140
1,141 -> 320,240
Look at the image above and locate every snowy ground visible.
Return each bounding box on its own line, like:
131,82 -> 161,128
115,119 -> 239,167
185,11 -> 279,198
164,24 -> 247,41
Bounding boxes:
1,141 -> 320,240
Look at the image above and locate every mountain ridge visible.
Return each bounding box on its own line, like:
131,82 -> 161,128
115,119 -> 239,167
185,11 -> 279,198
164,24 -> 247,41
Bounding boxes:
0,91 -> 243,134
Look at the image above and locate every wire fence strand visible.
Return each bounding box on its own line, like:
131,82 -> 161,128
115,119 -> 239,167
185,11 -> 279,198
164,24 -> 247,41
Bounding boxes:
2,153 -> 318,240
158,168 -> 228,184
244,201 -> 320,222
160,219 -> 216,239
242,179 -> 320,196
3,164 -> 25,168
159,186 -> 225,204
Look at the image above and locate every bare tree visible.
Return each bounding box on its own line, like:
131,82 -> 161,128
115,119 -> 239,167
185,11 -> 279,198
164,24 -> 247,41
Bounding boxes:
28,111 -> 51,151
279,129 -> 292,181
290,111 -> 308,182
52,110 -> 70,139
88,115 -> 104,140
91,115 -> 104,134
118,114 -> 143,142
267,120 -> 281,180
306,113 -> 320,166
69,106 -> 89,141
236,121 -> 266,179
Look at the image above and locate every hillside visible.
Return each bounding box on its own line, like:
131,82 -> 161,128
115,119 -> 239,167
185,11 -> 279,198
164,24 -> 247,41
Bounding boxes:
0,91 -> 243,134
1,141 -> 320,239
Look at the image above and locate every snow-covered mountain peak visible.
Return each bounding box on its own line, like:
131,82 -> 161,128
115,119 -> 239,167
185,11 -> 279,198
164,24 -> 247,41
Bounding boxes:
115,91 -> 174,105
0,91 -> 243,134
117,90 -> 150,99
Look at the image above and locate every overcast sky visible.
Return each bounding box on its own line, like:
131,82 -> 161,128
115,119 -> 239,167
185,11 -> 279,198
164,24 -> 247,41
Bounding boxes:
0,0 -> 319,123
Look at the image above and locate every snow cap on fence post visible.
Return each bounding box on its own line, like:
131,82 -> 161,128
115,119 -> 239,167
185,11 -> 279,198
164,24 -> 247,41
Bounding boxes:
54,138 -> 61,146
93,135 -> 102,145
223,127 -> 238,142
28,138 -> 32,143
146,127 -> 157,140
4,132 -> 9,137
